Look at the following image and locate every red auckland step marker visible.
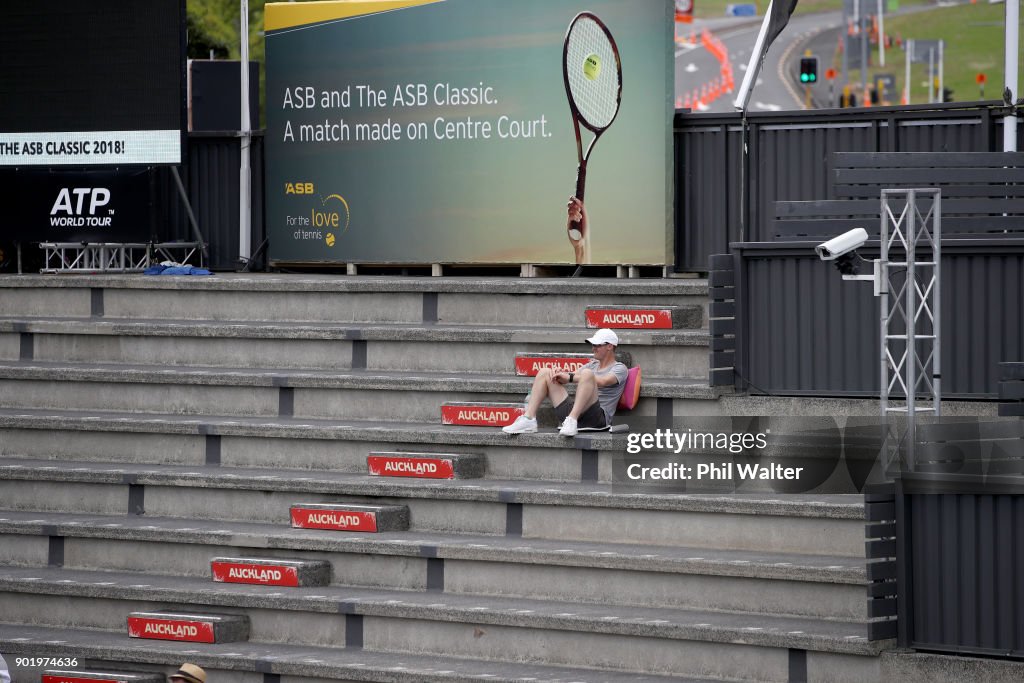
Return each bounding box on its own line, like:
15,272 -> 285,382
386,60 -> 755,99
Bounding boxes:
586,307 -> 674,329
43,672 -> 164,683
127,615 -> 213,643
212,559 -> 300,586
368,454 -> 455,479
127,611 -> 249,643
441,402 -> 524,427
586,304 -> 703,330
367,451 -> 484,479
290,503 -> 409,532
210,557 -> 331,587
514,352 -> 593,377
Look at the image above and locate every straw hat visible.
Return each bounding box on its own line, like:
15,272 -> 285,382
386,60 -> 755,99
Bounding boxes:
169,663 -> 206,683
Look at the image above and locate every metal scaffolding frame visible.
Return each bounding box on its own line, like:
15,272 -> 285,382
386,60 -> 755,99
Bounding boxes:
880,188 -> 942,470
39,242 -> 204,274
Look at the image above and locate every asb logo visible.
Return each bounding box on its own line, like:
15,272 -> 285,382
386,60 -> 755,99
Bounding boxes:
285,182 -> 314,194
287,182 -> 350,248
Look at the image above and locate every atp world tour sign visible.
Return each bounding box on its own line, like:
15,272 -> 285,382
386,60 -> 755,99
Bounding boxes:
264,0 -> 673,266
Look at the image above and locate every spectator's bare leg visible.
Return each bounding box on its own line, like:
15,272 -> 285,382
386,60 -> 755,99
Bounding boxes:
526,368 -> 568,418
569,368 -> 597,419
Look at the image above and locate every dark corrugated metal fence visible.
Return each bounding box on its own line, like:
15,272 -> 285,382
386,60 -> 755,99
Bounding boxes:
154,133 -> 266,271
732,242 -> 1024,398
901,491 -> 1024,656
674,103 -> 1007,272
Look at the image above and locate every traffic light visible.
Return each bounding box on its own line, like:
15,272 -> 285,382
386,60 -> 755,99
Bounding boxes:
799,56 -> 819,84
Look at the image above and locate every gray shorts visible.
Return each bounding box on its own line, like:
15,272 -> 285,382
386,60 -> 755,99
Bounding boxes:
554,397 -> 607,430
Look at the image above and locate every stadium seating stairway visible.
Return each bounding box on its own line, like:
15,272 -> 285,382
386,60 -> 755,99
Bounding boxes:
0,273 -> 889,683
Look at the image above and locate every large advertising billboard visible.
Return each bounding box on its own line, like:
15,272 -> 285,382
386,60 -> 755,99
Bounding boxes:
265,0 -> 673,266
0,1 -> 185,167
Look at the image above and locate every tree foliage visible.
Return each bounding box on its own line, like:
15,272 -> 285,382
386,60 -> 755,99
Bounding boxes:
187,1 -> 267,122
187,0 -> 265,65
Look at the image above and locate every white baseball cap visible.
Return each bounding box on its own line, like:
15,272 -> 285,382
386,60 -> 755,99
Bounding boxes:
586,328 -> 619,346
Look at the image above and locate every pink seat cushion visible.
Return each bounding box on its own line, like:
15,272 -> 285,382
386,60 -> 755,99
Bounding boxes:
618,366 -> 642,411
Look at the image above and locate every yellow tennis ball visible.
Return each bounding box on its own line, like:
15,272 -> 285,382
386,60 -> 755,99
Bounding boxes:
583,53 -> 601,81
325,232 -> 336,247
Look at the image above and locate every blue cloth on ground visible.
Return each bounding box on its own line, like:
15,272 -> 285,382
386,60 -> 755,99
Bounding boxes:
144,264 -> 212,276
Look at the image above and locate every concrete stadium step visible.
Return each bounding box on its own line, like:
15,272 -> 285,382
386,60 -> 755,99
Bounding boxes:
0,509 -> 868,620
0,406 -> 854,494
0,623 -> 713,683
0,408 -> 666,483
127,611 -> 249,643
0,319 -> 710,377
0,274 -> 709,328
0,458 -> 866,555
0,359 -> 720,398
0,567 -> 885,680
880,650 -> 1024,683
211,556 -> 332,586
0,360 -> 721,422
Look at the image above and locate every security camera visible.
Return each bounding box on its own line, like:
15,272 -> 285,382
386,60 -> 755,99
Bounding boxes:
816,227 -> 884,295
815,228 -> 869,261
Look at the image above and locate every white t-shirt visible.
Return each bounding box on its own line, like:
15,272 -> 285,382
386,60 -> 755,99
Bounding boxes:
0,654 -> 11,683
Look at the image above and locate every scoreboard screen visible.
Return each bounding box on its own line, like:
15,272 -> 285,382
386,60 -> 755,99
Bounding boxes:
0,0 -> 185,166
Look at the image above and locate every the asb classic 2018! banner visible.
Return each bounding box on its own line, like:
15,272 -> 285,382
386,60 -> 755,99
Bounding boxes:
265,0 -> 673,266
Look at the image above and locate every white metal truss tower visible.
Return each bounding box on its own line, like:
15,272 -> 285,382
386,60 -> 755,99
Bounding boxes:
880,188 -> 942,469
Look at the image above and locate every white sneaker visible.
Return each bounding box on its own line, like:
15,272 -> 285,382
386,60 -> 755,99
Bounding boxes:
502,415 -> 538,434
558,416 -> 578,437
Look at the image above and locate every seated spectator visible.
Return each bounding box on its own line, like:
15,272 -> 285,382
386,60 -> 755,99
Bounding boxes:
503,328 -> 627,436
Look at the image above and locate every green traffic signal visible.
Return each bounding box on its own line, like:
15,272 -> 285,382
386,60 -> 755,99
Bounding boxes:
798,56 -> 818,85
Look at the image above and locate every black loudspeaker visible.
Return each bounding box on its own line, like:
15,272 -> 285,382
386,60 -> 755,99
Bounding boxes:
188,60 -> 260,131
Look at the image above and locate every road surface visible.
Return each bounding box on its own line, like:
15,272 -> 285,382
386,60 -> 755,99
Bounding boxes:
675,11 -> 844,113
